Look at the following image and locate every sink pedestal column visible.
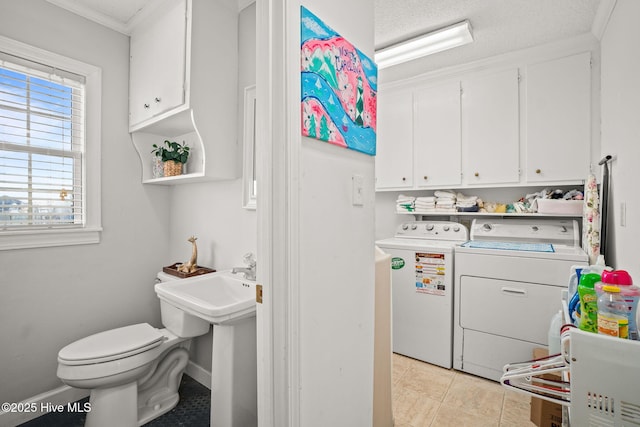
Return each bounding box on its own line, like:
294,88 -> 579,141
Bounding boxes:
211,316 -> 257,427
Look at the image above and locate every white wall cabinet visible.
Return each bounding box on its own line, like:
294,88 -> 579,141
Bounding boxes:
374,41 -> 597,192
129,0 -> 238,184
375,88 -> 413,189
413,81 -> 462,188
129,0 -> 187,128
461,68 -> 520,186
525,52 -> 591,183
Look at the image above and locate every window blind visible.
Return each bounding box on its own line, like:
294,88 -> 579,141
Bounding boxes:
0,52 -> 85,230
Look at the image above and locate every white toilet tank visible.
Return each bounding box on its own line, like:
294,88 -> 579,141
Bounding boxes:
156,271 -> 211,338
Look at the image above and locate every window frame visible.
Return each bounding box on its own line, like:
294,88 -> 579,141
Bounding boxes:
0,35 -> 101,250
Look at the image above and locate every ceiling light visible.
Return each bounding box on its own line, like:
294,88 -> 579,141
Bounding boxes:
375,20 -> 473,69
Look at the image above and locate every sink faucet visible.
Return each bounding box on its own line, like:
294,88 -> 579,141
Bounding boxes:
232,253 -> 257,281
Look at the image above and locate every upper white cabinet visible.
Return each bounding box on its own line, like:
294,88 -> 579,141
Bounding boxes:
129,0 -> 187,128
461,68 -> 520,186
525,52 -> 591,183
129,0 -> 238,184
374,38 -> 598,192
375,88 -> 413,189
414,81 -> 461,188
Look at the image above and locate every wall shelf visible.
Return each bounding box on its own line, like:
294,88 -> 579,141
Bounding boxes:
398,211 -> 583,218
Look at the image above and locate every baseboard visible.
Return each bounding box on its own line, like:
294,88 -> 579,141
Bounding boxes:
0,385 -> 89,427
185,360 -> 211,390
0,363 -> 209,426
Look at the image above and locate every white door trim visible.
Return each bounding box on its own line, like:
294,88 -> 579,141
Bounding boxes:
255,0 -> 301,425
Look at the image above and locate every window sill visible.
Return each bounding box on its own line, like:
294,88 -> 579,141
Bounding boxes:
0,227 -> 102,251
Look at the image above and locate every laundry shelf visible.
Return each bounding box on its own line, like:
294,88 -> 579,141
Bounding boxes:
398,212 -> 583,218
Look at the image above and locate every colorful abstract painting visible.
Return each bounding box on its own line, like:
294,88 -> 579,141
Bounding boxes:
300,6 -> 378,156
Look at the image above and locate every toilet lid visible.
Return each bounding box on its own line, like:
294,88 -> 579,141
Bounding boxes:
58,323 -> 165,365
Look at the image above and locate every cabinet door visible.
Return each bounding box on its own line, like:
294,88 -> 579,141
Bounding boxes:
375,88 -> 413,189
414,81 -> 461,188
129,0 -> 187,128
525,52 -> 591,182
462,68 -> 520,185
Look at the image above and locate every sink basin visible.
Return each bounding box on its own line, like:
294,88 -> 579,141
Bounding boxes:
155,270 -> 256,325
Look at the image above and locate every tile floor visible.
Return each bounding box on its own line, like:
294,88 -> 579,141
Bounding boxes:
392,353 -> 536,427
24,356 -> 534,426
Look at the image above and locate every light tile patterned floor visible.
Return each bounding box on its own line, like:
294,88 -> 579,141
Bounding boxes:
392,353 -> 536,427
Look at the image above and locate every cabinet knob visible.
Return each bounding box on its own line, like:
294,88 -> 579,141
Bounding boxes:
423,176 -> 428,180
402,177 -> 406,181
155,97 -> 161,103
536,169 -> 541,174
474,172 -> 479,177
143,103 -> 150,109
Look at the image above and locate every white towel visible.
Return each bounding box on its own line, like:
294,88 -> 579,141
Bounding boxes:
435,190 -> 456,199
456,192 -> 478,203
416,196 -> 435,202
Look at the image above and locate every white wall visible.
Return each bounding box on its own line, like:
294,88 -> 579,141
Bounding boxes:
167,3 -> 257,375
600,0 -> 640,278
298,1 -> 376,425
0,1 -> 170,404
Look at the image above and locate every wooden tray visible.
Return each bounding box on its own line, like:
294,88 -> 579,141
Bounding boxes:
163,262 -> 216,279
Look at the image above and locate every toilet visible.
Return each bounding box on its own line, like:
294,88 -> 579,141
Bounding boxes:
56,273 -> 209,427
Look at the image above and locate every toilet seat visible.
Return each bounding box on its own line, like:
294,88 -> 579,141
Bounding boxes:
58,323 -> 164,365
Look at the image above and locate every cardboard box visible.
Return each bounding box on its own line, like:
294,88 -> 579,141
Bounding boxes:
530,348 -> 564,427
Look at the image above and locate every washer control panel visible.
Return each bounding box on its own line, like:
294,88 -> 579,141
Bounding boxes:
395,221 -> 469,241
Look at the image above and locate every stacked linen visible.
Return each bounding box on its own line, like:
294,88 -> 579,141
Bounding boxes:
396,195 -> 415,213
456,192 -> 479,212
435,190 -> 457,213
414,196 -> 436,213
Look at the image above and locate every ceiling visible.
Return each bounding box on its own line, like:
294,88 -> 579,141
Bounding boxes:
46,0 -> 606,74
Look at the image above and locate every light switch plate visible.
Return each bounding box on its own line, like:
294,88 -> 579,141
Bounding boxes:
352,174 -> 364,206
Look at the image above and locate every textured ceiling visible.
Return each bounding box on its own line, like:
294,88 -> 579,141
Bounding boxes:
375,0 -> 602,77
46,0 -> 602,74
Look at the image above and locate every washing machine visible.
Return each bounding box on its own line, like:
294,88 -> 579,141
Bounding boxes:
453,218 -> 588,381
376,221 -> 469,368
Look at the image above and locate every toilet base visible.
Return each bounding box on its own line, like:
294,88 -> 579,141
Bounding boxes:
86,382 -> 137,427
82,346 -> 189,427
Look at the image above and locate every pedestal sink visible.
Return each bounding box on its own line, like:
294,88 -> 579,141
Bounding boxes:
155,271 -> 257,427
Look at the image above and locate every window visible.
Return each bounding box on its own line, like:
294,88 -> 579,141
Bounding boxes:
0,36 -> 101,250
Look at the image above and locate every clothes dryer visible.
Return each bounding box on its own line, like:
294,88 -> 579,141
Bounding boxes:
453,218 -> 588,381
376,221 -> 468,368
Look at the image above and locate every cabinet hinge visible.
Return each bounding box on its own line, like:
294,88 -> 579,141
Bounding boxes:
517,72 -> 522,83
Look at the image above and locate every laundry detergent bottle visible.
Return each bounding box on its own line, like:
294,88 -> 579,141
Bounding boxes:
599,270 -> 639,340
578,272 -> 601,333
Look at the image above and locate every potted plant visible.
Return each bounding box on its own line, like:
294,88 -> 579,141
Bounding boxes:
152,140 -> 190,177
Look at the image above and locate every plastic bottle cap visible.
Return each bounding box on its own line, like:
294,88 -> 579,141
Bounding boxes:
602,270 -> 633,286
579,273 -> 602,289
602,285 -> 621,293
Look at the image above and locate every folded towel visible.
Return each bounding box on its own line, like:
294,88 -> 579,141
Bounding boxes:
416,196 -> 436,202
435,190 -> 456,199
456,192 -> 478,203
456,201 -> 477,208
457,205 -> 479,212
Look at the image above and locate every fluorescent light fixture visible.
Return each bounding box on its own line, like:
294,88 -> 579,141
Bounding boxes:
375,20 -> 473,69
